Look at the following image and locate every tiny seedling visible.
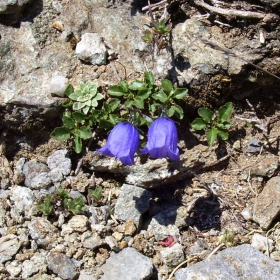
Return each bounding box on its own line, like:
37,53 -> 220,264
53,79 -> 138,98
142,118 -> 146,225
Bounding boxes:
191,102 -> 233,146
88,186 -> 103,202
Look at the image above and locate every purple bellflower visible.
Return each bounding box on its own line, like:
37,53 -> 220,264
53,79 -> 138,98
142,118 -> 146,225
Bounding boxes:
97,122 -> 139,165
141,117 -> 180,161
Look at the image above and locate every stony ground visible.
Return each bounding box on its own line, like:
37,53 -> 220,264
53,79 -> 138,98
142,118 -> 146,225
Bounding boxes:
1,0 -> 280,279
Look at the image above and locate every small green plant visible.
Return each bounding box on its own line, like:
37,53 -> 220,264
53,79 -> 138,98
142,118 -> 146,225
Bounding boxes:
37,195 -> 53,216
37,188 -> 86,216
191,102 -> 233,146
88,186 -> 103,202
141,19 -> 171,53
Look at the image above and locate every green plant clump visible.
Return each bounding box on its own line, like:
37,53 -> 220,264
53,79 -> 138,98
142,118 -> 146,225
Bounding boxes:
191,102 -> 233,146
88,186 -> 103,202
37,188 -> 87,216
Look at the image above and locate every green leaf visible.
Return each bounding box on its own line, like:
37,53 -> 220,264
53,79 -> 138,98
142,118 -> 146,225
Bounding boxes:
51,127 -> 71,141
144,72 -> 155,86
82,106 -> 90,115
152,91 -> 168,103
217,121 -> 231,130
73,135 -> 82,153
198,108 -> 214,124
109,114 -> 119,124
137,89 -> 151,100
128,80 -> 146,91
78,126 -> 92,139
171,104 -> 184,119
91,99 -> 98,107
206,127 -> 218,146
65,84 -> 74,97
125,100 -> 134,108
119,80 -> 129,93
133,97 -> 144,109
73,102 -> 86,110
167,105 -> 175,117
218,102 -> 233,122
68,93 -> 80,101
88,186 -> 103,201
217,128 -> 229,140
72,112 -> 86,123
191,118 -> 207,130
95,92 -> 103,101
108,85 -> 125,96
161,79 -> 173,94
108,98 -> 120,112
99,119 -> 115,129
172,88 -> 188,99
62,116 -> 75,129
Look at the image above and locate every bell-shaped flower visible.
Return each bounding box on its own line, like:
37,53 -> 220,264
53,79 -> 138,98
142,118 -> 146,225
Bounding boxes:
97,122 -> 139,165
141,117 -> 180,161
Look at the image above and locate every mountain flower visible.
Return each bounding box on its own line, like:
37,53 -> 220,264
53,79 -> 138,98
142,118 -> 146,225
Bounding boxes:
141,117 -> 179,161
97,122 -> 139,165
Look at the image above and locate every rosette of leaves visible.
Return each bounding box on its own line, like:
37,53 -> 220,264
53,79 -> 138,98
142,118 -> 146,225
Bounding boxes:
51,82 -> 104,153
191,102 -> 233,146
107,71 -> 188,125
66,81 -> 103,114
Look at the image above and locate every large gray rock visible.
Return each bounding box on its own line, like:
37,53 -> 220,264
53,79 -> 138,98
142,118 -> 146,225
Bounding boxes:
100,247 -> 154,280
84,144 -> 213,188
114,184 -> 152,228
253,176 -> 280,229
175,244 -> 280,280
47,149 -> 71,176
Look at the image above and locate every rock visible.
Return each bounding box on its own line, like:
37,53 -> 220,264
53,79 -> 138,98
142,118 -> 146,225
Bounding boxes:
259,0 -> 280,7
30,172 -> 52,190
253,176 -> 280,229
241,208 -> 252,221
81,232 -> 104,250
47,149 -> 71,176
100,247 -> 154,280
21,252 -> 47,278
75,33 -> 107,65
23,161 -> 50,188
244,155 -> 278,178
247,139 -> 262,153
251,233 -> 274,252
148,217 -> 180,241
46,252 -> 78,280
78,269 -> 97,280
10,185 -> 35,215
5,260 -> 22,277
84,145 -> 216,188
114,184 -> 152,228
47,76 -> 69,97
12,157 -> 26,185
0,0 -> 32,24
160,243 -> 185,267
0,234 -> 21,264
67,215 -> 89,232
28,217 -> 59,248
105,236 -> 118,251
0,0 -> 32,14
0,205 -> 6,227
175,244 -> 280,280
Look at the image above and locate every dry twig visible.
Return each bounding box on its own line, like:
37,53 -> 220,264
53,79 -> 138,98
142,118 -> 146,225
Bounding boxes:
193,0 -> 279,21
